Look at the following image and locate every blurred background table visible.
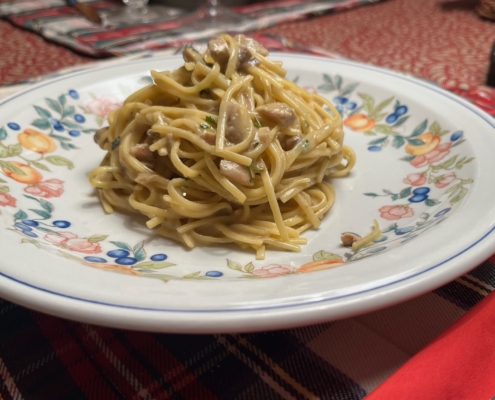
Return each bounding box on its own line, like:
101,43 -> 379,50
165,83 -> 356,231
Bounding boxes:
1,0 -> 495,398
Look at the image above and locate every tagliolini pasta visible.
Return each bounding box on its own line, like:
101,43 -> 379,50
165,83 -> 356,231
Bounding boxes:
89,34 -> 356,260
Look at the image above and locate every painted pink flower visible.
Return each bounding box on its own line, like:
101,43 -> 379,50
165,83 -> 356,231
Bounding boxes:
303,86 -> 317,94
251,264 -> 294,278
435,172 -> 456,188
410,142 -> 452,168
24,179 -> 64,198
86,94 -> 121,117
0,192 -> 16,207
403,173 -> 426,186
44,231 -> 101,254
379,205 -> 414,221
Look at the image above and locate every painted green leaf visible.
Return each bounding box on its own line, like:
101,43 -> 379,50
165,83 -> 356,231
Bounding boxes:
392,135 -> 405,149
357,93 -> 374,114
0,127 -> 6,140
368,137 -> 388,145
61,120 -> 80,129
391,194 -> 399,201
39,198 -> 54,213
445,184 -> 461,195
9,143 -> 22,157
369,96 -> 394,120
363,131 -> 376,136
31,118 -> 50,130
31,160 -> 51,172
58,94 -> 66,106
227,259 -> 242,271
62,106 -> 75,118
292,76 -> 299,84
425,198 -> 440,207
340,82 -> 359,97
406,138 -> 424,146
67,143 -> 78,150
87,234 -> 108,243
313,250 -> 342,261
133,241 -> 146,262
35,226 -> 55,233
323,73 -> 334,84
21,238 -> 42,248
451,187 -> 468,205
334,75 -> 343,90
110,241 -> 131,251
184,271 -> 201,278
134,261 -> 175,270
410,119 -> 427,137
34,105 -> 51,119
399,187 -> 412,198
435,155 -> 457,170
400,155 -> 416,162
83,129 -> 96,134
0,186 -> 9,193
0,161 -> 25,175
393,115 -> 409,127
45,155 -> 74,170
46,98 -> 62,115
374,124 -> 395,134
318,84 -> 335,92
14,210 -> 28,220
50,134 -> 70,142
0,177 -> 6,183
29,209 -> 51,219
429,121 -> 441,135
244,262 -> 254,273
374,112 -> 388,122
383,189 -> 392,195
382,223 -> 398,233
364,193 -> 378,197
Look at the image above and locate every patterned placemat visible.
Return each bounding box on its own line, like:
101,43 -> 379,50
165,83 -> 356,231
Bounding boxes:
0,0 -> 380,56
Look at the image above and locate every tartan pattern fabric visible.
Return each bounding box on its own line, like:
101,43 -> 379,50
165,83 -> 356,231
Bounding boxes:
1,255 -> 493,399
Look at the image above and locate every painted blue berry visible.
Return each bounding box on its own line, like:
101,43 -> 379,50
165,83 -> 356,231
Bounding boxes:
23,230 -> 38,238
412,187 -> 430,195
373,235 -> 387,242
206,271 -> 223,277
333,96 -> 348,104
395,226 -> 415,235
434,208 -> 451,218
84,256 -> 107,263
7,122 -> 20,130
15,223 -> 32,231
21,219 -> 39,227
336,105 -> 344,114
49,119 -> 64,131
107,249 -> 130,258
345,101 -> 357,110
68,130 -> 80,137
53,220 -> 71,228
450,130 -> 463,142
74,114 -> 85,123
395,105 -> 408,116
385,113 -> 398,124
409,194 -> 427,203
366,246 -> 386,254
68,89 -> 79,99
150,254 -> 167,261
368,146 -> 382,152
115,257 -> 138,265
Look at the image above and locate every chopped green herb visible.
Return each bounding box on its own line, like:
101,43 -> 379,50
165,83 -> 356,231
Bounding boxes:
205,115 -> 217,126
247,166 -> 254,183
302,139 -> 310,149
253,142 -> 260,149
250,163 -> 264,173
199,123 -> 211,130
252,116 -> 261,129
184,177 -> 190,181
111,137 -> 121,150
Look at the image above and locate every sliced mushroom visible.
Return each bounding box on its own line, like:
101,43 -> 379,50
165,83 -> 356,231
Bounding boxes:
130,143 -> 155,166
225,102 -> 251,145
219,159 -> 253,186
340,233 -> 362,247
256,103 -> 296,130
208,37 -> 230,65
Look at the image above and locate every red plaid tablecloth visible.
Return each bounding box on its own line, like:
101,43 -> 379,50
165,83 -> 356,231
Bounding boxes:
1,0 -> 495,398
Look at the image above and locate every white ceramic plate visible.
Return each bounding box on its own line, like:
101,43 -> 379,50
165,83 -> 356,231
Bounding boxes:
0,54 -> 494,333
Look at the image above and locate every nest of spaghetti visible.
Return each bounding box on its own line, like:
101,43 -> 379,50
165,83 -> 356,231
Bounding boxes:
89,34 -> 355,260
